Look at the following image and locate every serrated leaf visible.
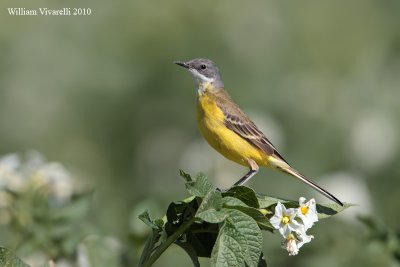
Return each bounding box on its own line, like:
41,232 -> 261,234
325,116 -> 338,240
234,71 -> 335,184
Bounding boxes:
183,172 -> 213,197
0,247 -> 30,267
223,186 -> 259,208
196,191 -> 227,223
316,202 -> 354,219
211,210 -> 262,267
138,210 -> 163,229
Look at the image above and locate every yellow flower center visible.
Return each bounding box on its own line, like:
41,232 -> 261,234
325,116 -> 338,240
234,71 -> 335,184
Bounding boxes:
282,215 -> 290,224
301,206 -> 309,215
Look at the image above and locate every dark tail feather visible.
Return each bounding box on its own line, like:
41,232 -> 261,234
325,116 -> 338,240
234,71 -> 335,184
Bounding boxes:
282,166 -> 344,206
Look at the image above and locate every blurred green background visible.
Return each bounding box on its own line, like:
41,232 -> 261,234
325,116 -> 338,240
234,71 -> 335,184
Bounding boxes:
1,0 -> 400,266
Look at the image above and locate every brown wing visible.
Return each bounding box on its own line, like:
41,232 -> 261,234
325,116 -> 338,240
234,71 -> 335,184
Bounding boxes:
215,90 -> 289,164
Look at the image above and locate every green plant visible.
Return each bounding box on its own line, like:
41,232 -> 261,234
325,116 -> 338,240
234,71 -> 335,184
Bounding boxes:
0,247 -> 30,267
138,171 -> 351,267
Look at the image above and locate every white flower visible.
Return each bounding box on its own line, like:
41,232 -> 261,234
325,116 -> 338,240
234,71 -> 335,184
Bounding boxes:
0,154 -> 20,175
284,234 -> 299,256
77,244 -> 91,267
295,227 -> 314,249
282,228 -> 314,256
270,202 -> 301,238
0,153 -> 27,192
33,162 -> 74,204
297,197 -> 318,230
271,198 -> 318,256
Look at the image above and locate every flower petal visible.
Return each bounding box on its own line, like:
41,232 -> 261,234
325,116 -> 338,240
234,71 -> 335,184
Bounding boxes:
269,214 -> 282,229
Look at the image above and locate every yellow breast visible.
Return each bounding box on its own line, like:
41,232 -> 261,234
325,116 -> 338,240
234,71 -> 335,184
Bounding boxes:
196,90 -> 268,167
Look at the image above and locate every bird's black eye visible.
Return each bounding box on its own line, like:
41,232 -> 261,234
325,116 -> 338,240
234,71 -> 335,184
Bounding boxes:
200,64 -> 207,70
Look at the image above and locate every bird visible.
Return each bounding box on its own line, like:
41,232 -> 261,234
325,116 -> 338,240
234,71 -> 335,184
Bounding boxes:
174,58 -> 343,206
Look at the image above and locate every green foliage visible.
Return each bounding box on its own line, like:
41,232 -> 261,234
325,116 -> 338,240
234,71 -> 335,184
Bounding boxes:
182,170 -> 214,198
79,236 -> 122,267
223,186 -> 260,208
7,190 -> 95,260
2,2 -> 400,265
196,191 -> 226,224
211,209 -> 262,267
138,171 -> 352,267
359,216 -> 400,262
138,210 -> 164,230
0,247 -> 30,267
0,152 -> 103,266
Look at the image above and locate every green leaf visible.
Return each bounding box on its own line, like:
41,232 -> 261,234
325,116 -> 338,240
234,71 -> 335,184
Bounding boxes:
211,210 -> 262,267
258,252 -> 267,267
175,241 -> 201,267
223,197 -> 274,232
256,194 -> 291,208
231,207 -> 273,232
222,196 -> 248,207
211,220 -> 245,267
316,202 -> 355,219
196,191 -> 227,223
167,201 -> 189,224
197,191 -> 223,213
51,193 -> 92,221
181,171 -> 213,197
165,198 -> 198,238
358,215 -> 383,234
138,210 -> 164,229
179,169 -> 193,182
80,236 -> 122,267
257,193 -> 354,219
183,225 -> 219,257
223,186 -> 259,208
0,247 -> 30,267
197,209 -> 228,224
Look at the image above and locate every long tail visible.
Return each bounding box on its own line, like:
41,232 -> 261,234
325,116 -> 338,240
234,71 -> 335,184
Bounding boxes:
282,167 -> 343,206
269,157 -> 344,206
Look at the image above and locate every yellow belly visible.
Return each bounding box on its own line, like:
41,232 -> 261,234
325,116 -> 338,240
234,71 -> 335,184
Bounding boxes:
196,93 -> 268,167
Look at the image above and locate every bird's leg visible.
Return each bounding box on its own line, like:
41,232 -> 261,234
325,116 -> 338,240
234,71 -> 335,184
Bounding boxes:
233,159 -> 259,186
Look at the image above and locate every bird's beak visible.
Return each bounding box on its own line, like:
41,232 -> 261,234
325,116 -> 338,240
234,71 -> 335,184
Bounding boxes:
174,61 -> 189,69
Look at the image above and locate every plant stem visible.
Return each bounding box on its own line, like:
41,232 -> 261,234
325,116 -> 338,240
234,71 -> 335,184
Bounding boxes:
142,215 -> 197,267
138,230 -> 158,266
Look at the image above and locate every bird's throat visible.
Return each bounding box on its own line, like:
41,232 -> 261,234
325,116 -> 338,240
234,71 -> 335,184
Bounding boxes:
197,82 -> 217,96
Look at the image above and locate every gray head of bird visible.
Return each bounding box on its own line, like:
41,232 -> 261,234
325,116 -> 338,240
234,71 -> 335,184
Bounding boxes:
174,58 -> 224,91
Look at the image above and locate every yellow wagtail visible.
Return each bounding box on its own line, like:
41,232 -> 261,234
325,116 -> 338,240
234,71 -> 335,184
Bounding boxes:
174,58 -> 343,206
